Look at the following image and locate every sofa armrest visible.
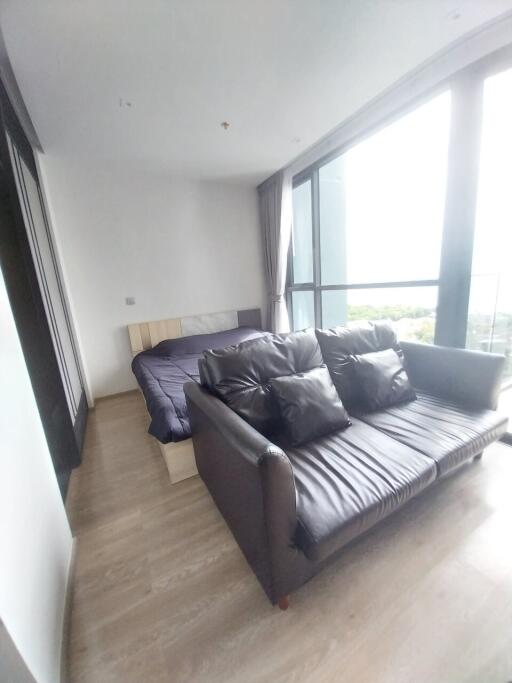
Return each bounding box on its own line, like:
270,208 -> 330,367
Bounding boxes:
184,382 -> 306,603
184,380 -> 283,465
401,341 -> 505,410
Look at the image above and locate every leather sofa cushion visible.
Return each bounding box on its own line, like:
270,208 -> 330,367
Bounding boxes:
202,329 -> 322,435
287,418 -> 437,563
269,366 -> 351,446
355,393 -> 508,476
316,321 -> 402,408
351,348 -> 416,411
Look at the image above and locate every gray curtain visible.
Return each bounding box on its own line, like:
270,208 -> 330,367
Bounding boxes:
258,170 -> 292,332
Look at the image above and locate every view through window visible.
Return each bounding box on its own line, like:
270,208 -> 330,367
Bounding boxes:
289,92 -> 451,342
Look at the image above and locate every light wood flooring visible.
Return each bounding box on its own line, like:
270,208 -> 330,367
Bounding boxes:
67,391 -> 512,683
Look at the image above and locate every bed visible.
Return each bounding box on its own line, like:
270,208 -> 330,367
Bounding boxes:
128,308 -> 265,483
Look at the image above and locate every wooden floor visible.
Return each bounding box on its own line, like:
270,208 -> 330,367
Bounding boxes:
67,391 -> 512,683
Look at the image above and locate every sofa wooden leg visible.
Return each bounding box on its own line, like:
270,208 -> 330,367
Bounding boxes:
277,596 -> 290,611
474,452 -> 483,461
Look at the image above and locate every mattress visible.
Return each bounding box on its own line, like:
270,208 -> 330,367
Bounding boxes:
132,326 -> 265,443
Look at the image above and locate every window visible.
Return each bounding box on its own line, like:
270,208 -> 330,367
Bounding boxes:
288,92 -> 451,341
321,286 -> 438,344
466,67 -> 512,424
291,179 -> 313,285
291,289 -> 315,330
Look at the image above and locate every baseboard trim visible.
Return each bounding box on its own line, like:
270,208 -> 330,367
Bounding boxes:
60,537 -> 77,683
93,388 -> 139,404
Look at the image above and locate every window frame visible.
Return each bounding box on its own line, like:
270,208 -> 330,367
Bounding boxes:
286,43 -> 512,341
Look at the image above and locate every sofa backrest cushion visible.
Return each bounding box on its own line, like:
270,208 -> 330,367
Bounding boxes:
269,365 -> 351,446
202,328 -> 323,435
316,321 -> 402,408
351,348 -> 416,411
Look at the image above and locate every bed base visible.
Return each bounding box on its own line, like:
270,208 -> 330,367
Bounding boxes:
159,439 -> 198,483
128,307 -> 262,485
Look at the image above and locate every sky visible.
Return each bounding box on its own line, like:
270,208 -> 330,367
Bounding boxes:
342,91 -> 450,287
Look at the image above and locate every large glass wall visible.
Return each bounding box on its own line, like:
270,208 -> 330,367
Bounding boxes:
288,92 -> 451,341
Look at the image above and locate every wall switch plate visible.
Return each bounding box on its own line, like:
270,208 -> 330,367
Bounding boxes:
125,297 -> 136,306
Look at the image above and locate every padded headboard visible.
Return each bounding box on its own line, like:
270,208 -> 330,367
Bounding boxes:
127,308 -> 262,355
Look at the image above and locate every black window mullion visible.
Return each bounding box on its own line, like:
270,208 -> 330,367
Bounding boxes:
285,217 -> 293,330
287,173 -> 315,330
288,282 -> 315,291
286,289 -> 293,331
311,168 -> 322,328
318,280 -> 438,291
435,72 -> 484,348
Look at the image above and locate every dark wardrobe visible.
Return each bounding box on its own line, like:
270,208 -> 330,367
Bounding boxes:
0,80 -> 86,498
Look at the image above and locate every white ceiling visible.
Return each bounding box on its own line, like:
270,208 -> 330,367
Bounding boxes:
2,0 -> 512,184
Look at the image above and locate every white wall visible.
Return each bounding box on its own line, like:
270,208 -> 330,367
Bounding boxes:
37,156 -> 266,399
0,266 -> 73,683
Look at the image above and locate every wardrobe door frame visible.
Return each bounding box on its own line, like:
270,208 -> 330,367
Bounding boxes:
0,80 -> 85,497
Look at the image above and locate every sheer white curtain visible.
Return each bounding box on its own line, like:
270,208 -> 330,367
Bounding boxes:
258,170 -> 292,332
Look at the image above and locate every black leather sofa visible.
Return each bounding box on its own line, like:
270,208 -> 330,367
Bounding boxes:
184,323 -> 508,608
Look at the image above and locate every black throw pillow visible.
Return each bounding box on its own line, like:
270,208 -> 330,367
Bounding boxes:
351,348 -> 416,412
269,365 -> 351,447
315,321 -> 402,409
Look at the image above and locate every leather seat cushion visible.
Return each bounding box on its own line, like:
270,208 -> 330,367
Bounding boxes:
286,418 -> 437,562
355,393 -> 508,477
